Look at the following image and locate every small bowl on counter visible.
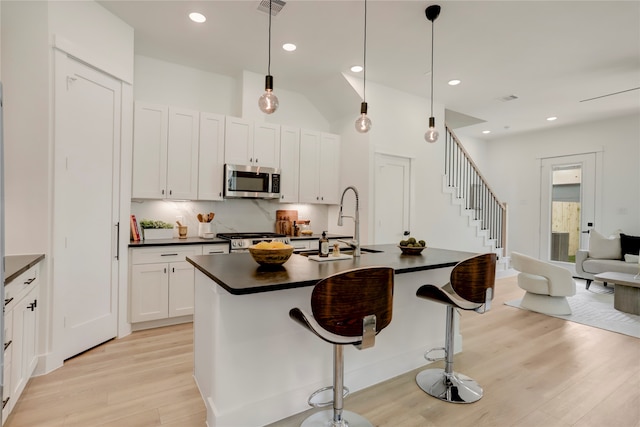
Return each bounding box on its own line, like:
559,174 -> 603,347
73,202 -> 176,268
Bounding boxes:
248,243 -> 294,267
398,245 -> 426,255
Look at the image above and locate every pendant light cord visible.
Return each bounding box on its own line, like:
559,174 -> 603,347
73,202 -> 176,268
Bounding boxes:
430,16 -> 434,117
268,0 -> 272,76
363,0 -> 367,102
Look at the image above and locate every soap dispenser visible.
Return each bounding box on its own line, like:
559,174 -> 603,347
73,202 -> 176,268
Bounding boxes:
319,231 -> 329,257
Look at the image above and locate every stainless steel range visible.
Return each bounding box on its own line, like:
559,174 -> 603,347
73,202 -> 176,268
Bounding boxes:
217,232 -> 289,253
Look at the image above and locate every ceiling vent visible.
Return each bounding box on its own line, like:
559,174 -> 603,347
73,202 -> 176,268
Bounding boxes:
497,94 -> 519,102
258,0 -> 286,16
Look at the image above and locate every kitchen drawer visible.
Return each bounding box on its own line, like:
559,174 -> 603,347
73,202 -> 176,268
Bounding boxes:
131,246 -> 202,264
290,240 -> 312,251
201,243 -> 229,255
4,265 -> 38,311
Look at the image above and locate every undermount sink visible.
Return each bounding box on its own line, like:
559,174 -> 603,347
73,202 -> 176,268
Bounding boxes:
296,248 -> 383,257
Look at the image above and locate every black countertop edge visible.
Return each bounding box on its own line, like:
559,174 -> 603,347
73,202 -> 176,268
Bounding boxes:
4,254 -> 46,285
129,237 -> 228,247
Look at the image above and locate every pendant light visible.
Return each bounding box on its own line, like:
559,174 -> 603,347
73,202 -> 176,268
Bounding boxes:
258,0 -> 279,114
424,4 -> 441,143
355,0 -> 372,133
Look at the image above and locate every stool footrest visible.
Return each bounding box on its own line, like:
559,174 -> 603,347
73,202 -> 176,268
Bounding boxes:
307,385 -> 350,408
425,347 -> 447,362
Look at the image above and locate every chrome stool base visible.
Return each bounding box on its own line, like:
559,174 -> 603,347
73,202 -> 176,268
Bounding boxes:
416,368 -> 483,404
300,410 -> 374,427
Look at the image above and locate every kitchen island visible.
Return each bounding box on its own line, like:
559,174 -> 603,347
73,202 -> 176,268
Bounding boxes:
187,244 -> 476,427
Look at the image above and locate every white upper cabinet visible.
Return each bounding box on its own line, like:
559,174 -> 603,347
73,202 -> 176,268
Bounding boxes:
224,116 -> 253,166
253,122 -> 281,168
132,102 -> 199,199
166,107 -> 200,199
224,116 -> 280,168
298,130 -> 341,204
198,112 -> 225,201
132,103 -> 168,199
278,126 -> 300,203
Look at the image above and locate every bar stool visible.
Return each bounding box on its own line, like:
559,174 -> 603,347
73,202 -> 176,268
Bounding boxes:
415,253 -> 496,404
289,266 -> 394,427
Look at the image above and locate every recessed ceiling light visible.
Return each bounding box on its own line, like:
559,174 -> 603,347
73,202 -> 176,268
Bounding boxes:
482,130 -> 491,134
547,116 -> 558,121
350,65 -> 363,73
448,79 -> 461,86
282,43 -> 297,52
189,12 -> 206,23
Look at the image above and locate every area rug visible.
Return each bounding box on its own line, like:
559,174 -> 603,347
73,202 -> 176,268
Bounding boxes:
505,279 -> 640,339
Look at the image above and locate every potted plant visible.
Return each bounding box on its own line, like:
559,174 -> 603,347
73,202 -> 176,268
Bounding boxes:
140,219 -> 174,240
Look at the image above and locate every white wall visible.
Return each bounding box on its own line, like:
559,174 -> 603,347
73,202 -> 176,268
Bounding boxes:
484,113 -> 640,257
241,70 -> 330,131
331,76 -> 489,253
134,55 -> 239,115
2,1 -> 50,256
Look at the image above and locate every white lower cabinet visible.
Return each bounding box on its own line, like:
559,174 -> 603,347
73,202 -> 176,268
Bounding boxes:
130,246 -> 201,324
129,244 -> 228,326
3,263 -> 41,424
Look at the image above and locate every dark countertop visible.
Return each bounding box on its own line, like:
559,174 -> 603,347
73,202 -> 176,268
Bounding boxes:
129,237 -> 228,247
4,254 -> 46,285
128,234 -> 352,247
187,244 -> 475,295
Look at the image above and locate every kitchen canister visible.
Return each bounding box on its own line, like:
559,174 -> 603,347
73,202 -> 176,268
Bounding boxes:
198,222 -> 213,238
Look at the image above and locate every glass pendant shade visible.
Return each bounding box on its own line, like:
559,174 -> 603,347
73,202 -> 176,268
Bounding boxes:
258,75 -> 279,114
355,102 -> 372,133
424,116 -> 439,143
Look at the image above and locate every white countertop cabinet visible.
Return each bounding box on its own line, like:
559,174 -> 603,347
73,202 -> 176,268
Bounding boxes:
128,243 -> 228,329
3,262 -> 41,423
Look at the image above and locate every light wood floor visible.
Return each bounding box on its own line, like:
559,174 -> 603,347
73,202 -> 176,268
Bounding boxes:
5,276 -> 640,427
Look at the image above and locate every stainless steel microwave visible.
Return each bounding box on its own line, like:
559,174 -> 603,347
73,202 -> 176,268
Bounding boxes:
224,164 -> 281,199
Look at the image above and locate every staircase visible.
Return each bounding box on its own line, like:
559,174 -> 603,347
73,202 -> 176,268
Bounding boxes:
443,126 -> 509,270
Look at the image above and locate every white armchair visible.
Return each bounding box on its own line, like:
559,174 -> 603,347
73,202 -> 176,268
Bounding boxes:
510,252 -> 576,315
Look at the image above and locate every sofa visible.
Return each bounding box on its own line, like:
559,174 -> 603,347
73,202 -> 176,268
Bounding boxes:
575,230 -> 640,289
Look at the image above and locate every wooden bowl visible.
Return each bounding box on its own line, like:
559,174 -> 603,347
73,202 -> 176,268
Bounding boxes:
248,245 -> 294,266
398,245 -> 426,255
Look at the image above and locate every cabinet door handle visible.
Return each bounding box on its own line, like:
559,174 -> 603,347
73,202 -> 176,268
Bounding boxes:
4,340 -> 12,351
161,253 -> 179,257
164,267 -> 167,274
161,189 -> 165,195
3,397 -> 9,409
4,297 -> 13,306
207,251 -> 224,254
172,267 -> 175,273
115,222 -> 120,260
24,277 -> 36,285
169,189 -> 173,195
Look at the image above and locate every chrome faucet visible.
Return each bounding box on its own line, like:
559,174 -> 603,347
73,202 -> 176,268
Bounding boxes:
337,186 -> 361,257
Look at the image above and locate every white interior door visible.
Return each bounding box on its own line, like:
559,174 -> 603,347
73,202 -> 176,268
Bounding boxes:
540,153 -> 598,263
54,53 -> 121,360
374,153 -> 411,244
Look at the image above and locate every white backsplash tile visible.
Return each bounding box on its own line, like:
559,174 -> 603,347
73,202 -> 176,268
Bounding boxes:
130,199 -> 330,237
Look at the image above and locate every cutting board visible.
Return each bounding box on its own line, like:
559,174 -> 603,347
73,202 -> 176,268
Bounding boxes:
308,254 -> 353,262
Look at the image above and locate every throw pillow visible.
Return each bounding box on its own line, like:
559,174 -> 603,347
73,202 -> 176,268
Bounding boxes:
588,230 -> 621,259
620,233 -> 640,258
624,253 -> 639,263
